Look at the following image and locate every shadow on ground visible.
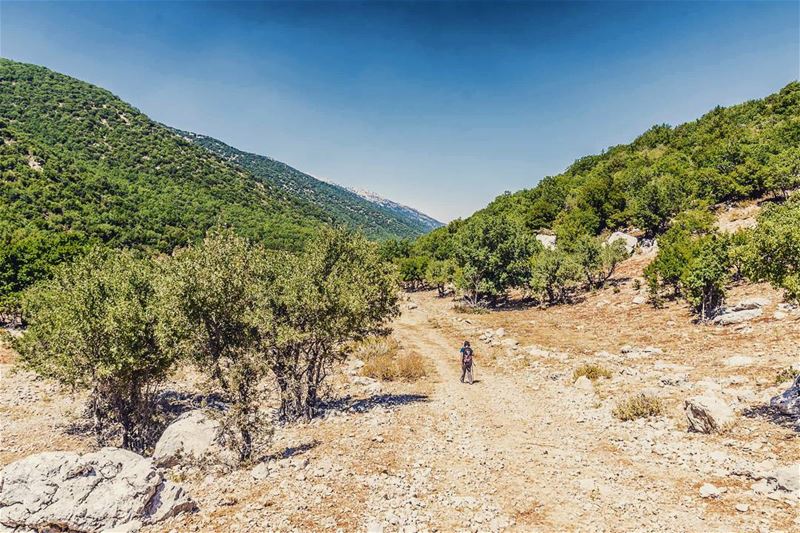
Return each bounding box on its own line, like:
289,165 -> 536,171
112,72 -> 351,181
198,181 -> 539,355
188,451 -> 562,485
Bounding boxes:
319,393 -> 429,415
742,405 -> 799,433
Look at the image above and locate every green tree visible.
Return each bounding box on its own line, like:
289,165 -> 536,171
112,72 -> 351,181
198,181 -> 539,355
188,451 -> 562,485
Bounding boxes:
159,229 -> 271,461
529,248 -> 582,304
683,235 -> 731,321
425,258 -> 458,297
259,229 -> 399,421
742,199 -> 800,301
573,236 -> 628,289
14,249 -> 175,452
398,255 -> 430,290
453,216 -> 537,305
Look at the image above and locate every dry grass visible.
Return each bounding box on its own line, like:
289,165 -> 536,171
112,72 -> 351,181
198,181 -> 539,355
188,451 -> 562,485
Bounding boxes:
573,363 -> 612,381
0,331 -> 15,365
396,352 -> 427,381
775,367 -> 800,384
357,336 -> 427,382
612,393 -> 664,421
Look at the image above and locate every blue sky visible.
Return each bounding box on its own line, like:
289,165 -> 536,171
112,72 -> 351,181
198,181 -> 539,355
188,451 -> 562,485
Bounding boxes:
1,1 -> 798,221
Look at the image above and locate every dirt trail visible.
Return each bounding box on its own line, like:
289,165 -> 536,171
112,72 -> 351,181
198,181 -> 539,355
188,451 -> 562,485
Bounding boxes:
387,299 -> 760,532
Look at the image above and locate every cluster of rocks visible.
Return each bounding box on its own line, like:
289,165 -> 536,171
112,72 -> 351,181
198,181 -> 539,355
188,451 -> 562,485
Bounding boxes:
712,297 -> 771,325
0,448 -> 194,532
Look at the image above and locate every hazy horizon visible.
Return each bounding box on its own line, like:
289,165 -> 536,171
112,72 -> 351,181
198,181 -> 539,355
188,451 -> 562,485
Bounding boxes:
1,0 -> 798,221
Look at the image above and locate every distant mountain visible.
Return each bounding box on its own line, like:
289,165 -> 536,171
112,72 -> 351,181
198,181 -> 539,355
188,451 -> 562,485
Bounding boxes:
345,187 -> 442,232
173,129 -> 443,240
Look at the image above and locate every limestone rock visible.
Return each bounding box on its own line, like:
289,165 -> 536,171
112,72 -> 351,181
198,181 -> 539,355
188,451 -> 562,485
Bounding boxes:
699,483 -> 722,498
0,448 -> 195,532
771,376 -> 800,417
574,376 -> 594,392
732,298 -> 771,311
607,231 -> 638,254
535,233 -> 556,250
724,355 -> 754,367
152,410 -> 223,467
712,308 -> 762,325
684,395 -> 734,433
774,463 -> 800,493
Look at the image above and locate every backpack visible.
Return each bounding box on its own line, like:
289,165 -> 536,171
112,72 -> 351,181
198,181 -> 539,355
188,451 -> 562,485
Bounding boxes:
462,347 -> 473,365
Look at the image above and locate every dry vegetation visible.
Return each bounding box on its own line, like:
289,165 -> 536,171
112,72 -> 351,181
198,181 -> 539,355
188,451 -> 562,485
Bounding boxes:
612,393 -> 665,421
573,363 -> 612,381
357,336 -> 428,382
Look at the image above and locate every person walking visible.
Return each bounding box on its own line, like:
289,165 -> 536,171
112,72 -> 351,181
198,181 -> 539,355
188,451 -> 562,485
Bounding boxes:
460,341 -> 474,384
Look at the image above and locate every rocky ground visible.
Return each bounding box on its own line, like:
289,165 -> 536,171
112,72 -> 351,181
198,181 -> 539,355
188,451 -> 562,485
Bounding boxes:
1,254 -> 799,532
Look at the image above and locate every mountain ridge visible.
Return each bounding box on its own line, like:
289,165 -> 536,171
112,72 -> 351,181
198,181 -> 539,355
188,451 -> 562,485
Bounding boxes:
172,128 -> 443,240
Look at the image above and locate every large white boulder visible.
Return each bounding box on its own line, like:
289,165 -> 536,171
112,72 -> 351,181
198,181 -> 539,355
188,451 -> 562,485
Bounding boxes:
684,395 -> 734,433
606,231 -> 638,254
152,410 -> 223,467
535,233 -> 556,250
0,448 -> 194,532
771,375 -> 800,417
712,307 -> 762,325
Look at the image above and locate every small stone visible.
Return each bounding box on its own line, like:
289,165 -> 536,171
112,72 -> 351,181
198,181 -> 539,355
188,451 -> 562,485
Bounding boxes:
574,376 -> 593,391
735,503 -> 749,512
699,483 -> 722,498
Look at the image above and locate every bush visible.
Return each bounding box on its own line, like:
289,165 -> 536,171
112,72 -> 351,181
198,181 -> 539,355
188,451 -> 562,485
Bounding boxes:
573,363 -> 612,381
14,249 -> 175,452
358,337 -> 427,381
396,352 -> 427,381
529,248 -> 582,304
741,199 -> 800,301
612,393 -> 665,421
775,367 -> 800,385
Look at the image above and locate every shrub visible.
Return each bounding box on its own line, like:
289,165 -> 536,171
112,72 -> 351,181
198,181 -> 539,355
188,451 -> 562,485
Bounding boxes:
529,248 -> 582,304
775,367 -> 800,384
361,348 -> 427,382
613,393 -> 665,421
14,249 -> 175,452
396,352 -> 427,381
573,363 -> 612,381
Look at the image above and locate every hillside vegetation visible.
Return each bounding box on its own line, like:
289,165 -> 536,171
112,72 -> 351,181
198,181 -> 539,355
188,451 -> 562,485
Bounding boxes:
0,59 -> 438,314
175,129 -> 442,240
394,82 -> 800,314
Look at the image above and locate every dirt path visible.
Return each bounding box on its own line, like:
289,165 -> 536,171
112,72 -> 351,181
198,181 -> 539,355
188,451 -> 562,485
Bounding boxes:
385,299 -> 764,532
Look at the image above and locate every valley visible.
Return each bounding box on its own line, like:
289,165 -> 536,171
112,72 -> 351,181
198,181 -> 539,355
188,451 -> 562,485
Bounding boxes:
2,247 -> 798,532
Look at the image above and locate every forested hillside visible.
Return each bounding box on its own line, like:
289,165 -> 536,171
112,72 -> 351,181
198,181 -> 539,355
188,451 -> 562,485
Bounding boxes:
396,82 -> 800,314
0,59 -> 330,312
174,129 -> 442,239
477,81 -> 800,237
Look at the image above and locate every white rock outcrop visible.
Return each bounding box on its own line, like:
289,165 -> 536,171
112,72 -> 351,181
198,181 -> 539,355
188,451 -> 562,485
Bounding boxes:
0,448 -> 194,532
152,410 -> 223,467
606,231 -> 638,254
535,233 -> 556,250
771,375 -> 800,417
684,395 -> 734,433
712,308 -> 762,325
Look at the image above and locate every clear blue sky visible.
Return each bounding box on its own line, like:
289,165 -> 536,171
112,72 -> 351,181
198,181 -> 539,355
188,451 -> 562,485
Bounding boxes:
1,1 -> 798,221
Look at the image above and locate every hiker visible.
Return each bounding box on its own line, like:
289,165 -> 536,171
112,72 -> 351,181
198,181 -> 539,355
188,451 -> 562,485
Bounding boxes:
460,341 -> 474,384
